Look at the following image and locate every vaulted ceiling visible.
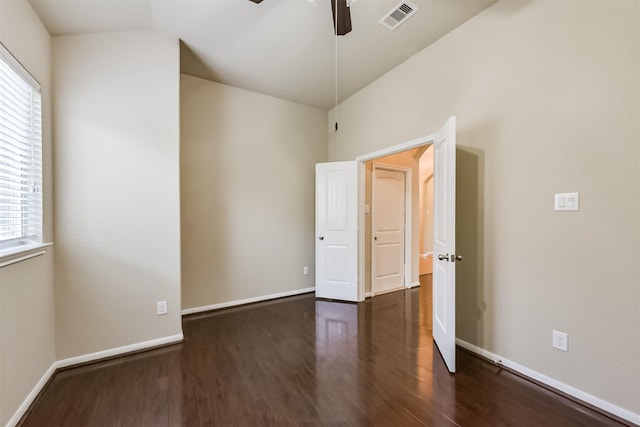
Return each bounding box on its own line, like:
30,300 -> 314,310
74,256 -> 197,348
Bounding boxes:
30,0 -> 496,109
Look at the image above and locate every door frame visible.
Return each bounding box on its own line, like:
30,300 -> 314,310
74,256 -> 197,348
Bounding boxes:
370,162 -> 412,296
356,133 -> 438,302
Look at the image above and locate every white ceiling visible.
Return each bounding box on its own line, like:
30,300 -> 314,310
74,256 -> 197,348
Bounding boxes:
30,0 -> 495,109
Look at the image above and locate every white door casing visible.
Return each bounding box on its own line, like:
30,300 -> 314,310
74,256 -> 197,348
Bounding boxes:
432,116 -> 457,373
371,166 -> 406,295
315,161 -> 358,301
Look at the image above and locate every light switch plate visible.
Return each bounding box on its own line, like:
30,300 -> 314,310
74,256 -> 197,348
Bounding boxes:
554,192 -> 579,212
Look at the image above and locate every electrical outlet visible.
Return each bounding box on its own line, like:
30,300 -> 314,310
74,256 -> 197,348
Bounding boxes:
157,300 -> 168,316
552,330 -> 568,352
303,266 -> 310,275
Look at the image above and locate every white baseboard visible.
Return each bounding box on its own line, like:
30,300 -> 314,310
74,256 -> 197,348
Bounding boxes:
456,338 -> 640,426
56,333 -> 184,369
410,281 -> 420,288
181,287 -> 315,315
6,362 -> 57,427
7,333 -> 183,427
365,291 -> 373,298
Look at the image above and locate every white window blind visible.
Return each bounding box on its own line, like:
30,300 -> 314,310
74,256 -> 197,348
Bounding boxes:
0,43 -> 42,250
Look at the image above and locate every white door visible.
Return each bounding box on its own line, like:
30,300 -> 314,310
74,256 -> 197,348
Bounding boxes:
316,161 -> 358,301
372,167 -> 406,295
432,116 -> 457,373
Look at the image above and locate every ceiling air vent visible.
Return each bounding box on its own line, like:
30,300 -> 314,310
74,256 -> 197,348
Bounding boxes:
379,1 -> 419,31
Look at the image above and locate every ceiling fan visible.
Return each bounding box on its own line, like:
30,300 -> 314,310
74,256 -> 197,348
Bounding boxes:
248,0 -> 352,36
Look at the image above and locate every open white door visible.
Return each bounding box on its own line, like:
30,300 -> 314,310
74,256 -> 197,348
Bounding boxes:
316,161 -> 358,301
432,116 -> 457,373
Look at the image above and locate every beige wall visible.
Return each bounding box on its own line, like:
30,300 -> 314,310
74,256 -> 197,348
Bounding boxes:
0,0 -> 55,425
418,146 -> 433,256
53,30 -> 182,359
418,146 -> 434,276
180,74 -> 327,310
329,0 -> 640,415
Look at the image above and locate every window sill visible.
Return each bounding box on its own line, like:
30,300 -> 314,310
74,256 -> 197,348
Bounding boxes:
0,242 -> 54,268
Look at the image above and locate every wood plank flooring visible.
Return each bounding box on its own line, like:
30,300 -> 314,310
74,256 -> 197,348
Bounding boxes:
21,279 -> 625,426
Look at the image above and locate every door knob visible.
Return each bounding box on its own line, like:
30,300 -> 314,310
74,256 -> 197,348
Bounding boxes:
374,236 -> 377,240
455,255 -> 463,261
438,254 -> 448,261
319,236 -> 324,240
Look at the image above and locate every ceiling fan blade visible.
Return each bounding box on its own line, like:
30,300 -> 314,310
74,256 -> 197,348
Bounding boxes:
249,0 -> 264,3
331,0 -> 352,36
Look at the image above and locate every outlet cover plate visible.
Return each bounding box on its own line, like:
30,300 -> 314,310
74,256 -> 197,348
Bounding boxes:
554,192 -> 579,212
157,300 -> 168,315
552,330 -> 568,352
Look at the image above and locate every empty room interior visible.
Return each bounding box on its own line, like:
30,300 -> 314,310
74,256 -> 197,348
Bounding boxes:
0,0 -> 639,426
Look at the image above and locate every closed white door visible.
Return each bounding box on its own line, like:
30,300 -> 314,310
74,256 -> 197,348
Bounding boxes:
432,116 -> 457,373
372,167 -> 406,295
315,161 -> 358,301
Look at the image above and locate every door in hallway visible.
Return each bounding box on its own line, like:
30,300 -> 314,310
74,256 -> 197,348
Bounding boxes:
372,166 -> 406,295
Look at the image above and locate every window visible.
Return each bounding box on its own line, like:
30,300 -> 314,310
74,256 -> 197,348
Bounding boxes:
0,43 -> 42,251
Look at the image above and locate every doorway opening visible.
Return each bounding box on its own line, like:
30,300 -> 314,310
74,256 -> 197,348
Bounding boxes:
363,145 -> 434,299
316,116 -> 457,371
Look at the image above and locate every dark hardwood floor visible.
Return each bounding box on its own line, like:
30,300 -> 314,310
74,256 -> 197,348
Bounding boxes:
21,277 -> 625,426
